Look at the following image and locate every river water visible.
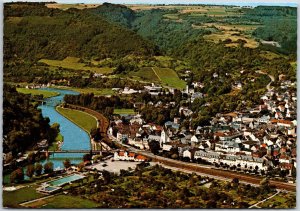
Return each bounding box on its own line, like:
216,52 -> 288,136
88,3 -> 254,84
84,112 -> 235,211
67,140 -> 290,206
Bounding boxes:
38,88 -> 91,169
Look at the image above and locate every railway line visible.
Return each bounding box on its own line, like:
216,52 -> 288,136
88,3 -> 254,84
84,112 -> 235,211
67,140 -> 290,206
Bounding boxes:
139,151 -> 296,192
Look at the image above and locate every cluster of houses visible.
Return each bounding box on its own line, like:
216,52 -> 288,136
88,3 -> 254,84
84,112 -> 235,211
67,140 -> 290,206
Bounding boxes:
109,79 -> 297,177
114,83 -> 166,95
113,151 -> 147,162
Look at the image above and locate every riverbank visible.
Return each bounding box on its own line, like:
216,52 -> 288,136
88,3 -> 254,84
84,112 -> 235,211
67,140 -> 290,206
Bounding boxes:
62,104 -> 119,150
56,106 -> 98,134
55,106 -> 98,151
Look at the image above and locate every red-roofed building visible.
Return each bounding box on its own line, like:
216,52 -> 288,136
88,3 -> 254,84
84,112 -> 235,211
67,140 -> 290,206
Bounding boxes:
128,152 -> 135,160
279,163 -> 293,175
135,155 -> 147,162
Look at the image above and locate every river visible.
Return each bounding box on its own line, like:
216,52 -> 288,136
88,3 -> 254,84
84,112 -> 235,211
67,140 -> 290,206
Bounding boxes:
38,88 -> 91,169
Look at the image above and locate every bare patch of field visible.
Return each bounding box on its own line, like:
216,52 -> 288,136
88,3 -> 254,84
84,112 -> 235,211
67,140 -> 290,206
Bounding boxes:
260,51 -> 281,60
204,30 -> 259,48
203,23 -> 260,32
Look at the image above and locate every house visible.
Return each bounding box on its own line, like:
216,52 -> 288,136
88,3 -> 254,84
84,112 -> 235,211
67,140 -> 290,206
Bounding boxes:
134,155 -> 147,162
122,87 -> 138,95
191,135 -> 199,143
183,149 -> 192,160
194,151 -> 220,163
37,139 -> 48,149
114,151 -> 147,162
279,154 -> 290,164
144,84 -> 162,95
114,151 -> 128,161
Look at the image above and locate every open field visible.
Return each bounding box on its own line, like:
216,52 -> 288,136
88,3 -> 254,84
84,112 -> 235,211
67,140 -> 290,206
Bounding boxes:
259,192 -> 296,208
129,5 -> 242,17
114,108 -> 136,115
203,30 -> 259,48
152,67 -> 186,89
46,3 -> 100,10
56,107 -> 97,133
128,67 -> 160,82
69,87 -> 115,96
52,86 -> 115,96
16,88 -> 59,99
202,23 -> 260,32
39,57 -> 113,74
3,185 -> 43,208
23,194 -> 99,208
260,51 -> 281,60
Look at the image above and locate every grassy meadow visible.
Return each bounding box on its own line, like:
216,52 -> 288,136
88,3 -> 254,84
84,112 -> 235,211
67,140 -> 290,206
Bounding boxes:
56,107 -> 97,133
23,195 -> 99,208
152,67 -> 186,90
3,185 -> 44,208
114,108 -> 136,115
39,57 -> 113,74
16,88 -> 59,99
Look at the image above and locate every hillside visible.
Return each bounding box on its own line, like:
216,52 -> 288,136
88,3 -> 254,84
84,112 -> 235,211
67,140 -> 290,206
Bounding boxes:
4,3 -> 158,62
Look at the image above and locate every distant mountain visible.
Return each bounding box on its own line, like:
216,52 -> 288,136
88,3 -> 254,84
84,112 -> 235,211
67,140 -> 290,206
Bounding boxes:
4,3 -> 159,62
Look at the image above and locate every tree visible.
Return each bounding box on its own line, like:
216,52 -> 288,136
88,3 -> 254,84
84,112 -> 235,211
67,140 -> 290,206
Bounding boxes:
102,170 -> 111,184
10,168 -> 24,183
26,164 -> 35,178
149,140 -> 160,155
63,159 -> 71,169
35,163 -> 43,175
27,152 -> 35,164
232,177 -> 239,185
83,153 -> 92,162
44,162 -> 54,174
77,162 -> 85,172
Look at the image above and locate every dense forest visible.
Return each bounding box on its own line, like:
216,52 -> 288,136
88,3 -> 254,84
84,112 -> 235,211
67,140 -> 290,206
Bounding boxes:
3,84 -> 59,155
4,3 -> 158,62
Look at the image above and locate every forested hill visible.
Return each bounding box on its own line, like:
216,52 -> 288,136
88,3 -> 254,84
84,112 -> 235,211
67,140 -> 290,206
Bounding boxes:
4,3 -> 159,62
85,3 -> 297,55
89,2 -> 135,28
3,84 -> 59,156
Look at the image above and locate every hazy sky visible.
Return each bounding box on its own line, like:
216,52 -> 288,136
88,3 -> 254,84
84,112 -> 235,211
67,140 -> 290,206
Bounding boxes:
3,0 -> 298,7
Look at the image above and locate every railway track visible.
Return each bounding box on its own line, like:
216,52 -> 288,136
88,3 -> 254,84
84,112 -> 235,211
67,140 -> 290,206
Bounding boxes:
138,151 -> 296,192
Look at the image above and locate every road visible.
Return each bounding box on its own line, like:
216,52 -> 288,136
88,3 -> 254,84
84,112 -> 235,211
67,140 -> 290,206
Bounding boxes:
256,70 -> 275,91
248,190 -> 280,208
114,141 -> 296,192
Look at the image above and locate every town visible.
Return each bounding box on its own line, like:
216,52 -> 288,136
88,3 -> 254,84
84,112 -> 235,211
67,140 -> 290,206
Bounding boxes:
3,1 -> 297,209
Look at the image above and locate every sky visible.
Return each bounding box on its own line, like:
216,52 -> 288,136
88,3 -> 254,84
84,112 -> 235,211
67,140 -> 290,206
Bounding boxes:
3,0 -> 298,7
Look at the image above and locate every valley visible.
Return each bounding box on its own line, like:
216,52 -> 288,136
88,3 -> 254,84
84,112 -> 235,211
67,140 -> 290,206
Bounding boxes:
3,1 -> 297,209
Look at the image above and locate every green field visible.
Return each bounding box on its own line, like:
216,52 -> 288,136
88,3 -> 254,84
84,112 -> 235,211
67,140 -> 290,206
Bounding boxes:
16,88 -> 59,98
128,66 -> 186,89
70,88 -> 116,96
56,107 -> 97,133
39,57 -> 113,74
128,67 -> 160,82
114,108 -> 136,115
3,185 -> 43,208
53,86 -> 115,96
259,192 -> 296,208
152,67 -> 186,89
24,195 -> 99,208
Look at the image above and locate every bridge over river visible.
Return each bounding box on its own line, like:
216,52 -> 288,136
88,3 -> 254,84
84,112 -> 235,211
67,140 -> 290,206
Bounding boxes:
45,150 -> 117,154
